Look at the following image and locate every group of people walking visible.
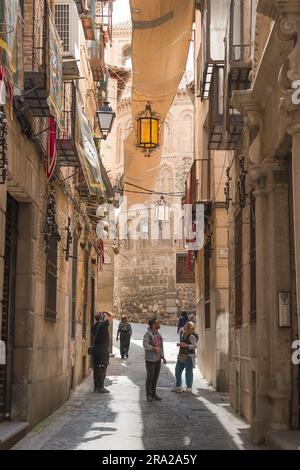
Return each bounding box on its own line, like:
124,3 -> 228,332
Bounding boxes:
90,309 -> 198,400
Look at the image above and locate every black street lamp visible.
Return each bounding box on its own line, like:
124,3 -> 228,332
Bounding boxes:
96,101 -> 116,140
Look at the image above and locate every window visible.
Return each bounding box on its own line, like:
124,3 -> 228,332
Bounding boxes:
45,236 -> 58,321
249,194 -> 256,322
176,253 -> 195,284
235,210 -> 243,327
55,3 -> 70,52
204,244 -> 211,329
183,115 -> 193,153
71,237 -> 78,339
122,45 -> 131,68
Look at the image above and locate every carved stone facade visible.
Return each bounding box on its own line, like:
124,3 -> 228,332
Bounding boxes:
228,0 -> 300,445
193,0 -> 300,445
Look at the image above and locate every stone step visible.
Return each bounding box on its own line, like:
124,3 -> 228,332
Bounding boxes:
166,307 -> 178,314
165,291 -> 177,299
266,430 -> 300,450
0,421 -> 29,450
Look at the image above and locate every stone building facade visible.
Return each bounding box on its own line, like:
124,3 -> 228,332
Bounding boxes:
192,0 -> 300,444
101,21 -> 196,325
0,0 -> 114,444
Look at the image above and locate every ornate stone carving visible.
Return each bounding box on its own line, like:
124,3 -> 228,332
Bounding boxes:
258,0 -> 300,20
277,14 -> 300,119
232,90 -> 264,166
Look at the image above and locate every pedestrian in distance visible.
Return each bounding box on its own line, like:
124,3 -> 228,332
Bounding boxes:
116,314 -> 132,359
143,318 -> 167,403
90,311 -> 114,393
177,310 -> 189,336
172,321 -> 198,393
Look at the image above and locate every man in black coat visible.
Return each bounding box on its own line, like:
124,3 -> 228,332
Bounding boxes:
92,311 -> 114,393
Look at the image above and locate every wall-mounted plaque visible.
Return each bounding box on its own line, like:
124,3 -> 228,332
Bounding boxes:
278,292 -> 291,328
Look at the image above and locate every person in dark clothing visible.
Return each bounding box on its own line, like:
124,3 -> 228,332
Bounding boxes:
177,310 -> 189,335
143,318 -> 167,402
92,311 -> 114,393
116,315 -> 132,359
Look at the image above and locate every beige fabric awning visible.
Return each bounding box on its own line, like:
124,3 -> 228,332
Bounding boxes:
124,0 -> 194,205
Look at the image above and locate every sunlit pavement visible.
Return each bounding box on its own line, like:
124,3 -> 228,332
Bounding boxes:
13,322 -> 262,450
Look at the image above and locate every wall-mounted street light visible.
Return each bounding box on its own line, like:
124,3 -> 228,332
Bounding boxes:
96,101 -> 116,140
135,101 -> 161,157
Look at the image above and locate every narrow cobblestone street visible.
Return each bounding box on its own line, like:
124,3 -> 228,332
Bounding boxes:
13,322 -> 261,450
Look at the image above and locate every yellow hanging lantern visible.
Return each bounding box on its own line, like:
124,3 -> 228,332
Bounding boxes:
135,101 -> 161,157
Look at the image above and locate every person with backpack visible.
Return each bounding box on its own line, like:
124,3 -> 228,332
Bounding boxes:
91,311 -> 114,393
116,315 -> 132,359
172,321 -> 198,393
143,318 -> 167,402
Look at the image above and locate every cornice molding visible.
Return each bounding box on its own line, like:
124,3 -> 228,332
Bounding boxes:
258,0 -> 300,19
232,90 -> 264,166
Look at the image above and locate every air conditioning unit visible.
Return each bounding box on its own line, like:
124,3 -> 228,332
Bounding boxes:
54,0 -> 81,78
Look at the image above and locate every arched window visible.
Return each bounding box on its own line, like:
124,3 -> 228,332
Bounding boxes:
116,120 -> 131,165
159,166 -> 173,194
164,121 -> 172,155
183,114 -> 193,153
116,126 -> 122,164
122,45 -> 132,68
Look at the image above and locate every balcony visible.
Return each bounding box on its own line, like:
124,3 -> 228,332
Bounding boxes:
225,0 -> 254,91
23,0 -> 51,117
54,0 -> 81,79
99,0 -> 113,45
87,28 -> 105,82
82,0 -> 96,40
199,0 -> 231,99
208,65 -> 244,150
223,0 -> 254,148
57,82 -> 78,166
208,65 -> 224,150
74,0 -> 85,13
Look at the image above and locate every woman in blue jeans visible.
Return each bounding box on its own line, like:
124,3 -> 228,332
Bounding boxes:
172,322 -> 198,393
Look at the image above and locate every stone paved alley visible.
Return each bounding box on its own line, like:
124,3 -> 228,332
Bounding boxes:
13,322 -> 261,450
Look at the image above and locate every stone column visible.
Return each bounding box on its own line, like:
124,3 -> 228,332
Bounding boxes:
264,159 -> 292,432
250,168 -> 272,444
289,124 -> 300,340
11,203 -> 38,422
251,159 -> 293,442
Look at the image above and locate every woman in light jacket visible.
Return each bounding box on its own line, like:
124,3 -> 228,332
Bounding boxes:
172,321 -> 198,393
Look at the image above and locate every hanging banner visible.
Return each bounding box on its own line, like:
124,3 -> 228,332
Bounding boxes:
124,0 -> 194,205
46,117 -> 57,181
47,12 -> 64,130
76,102 -> 106,196
99,156 -> 115,199
0,0 -> 24,110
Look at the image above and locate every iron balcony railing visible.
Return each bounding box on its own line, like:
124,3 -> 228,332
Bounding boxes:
87,27 -> 105,82
208,65 -> 244,150
223,0 -> 254,149
23,0 -> 51,117
57,81 -> 78,166
208,65 -> 225,150
199,0 -> 231,100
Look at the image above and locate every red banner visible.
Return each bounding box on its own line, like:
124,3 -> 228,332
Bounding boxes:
45,117 -> 57,181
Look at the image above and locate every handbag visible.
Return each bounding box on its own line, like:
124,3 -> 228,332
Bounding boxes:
178,352 -> 188,363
